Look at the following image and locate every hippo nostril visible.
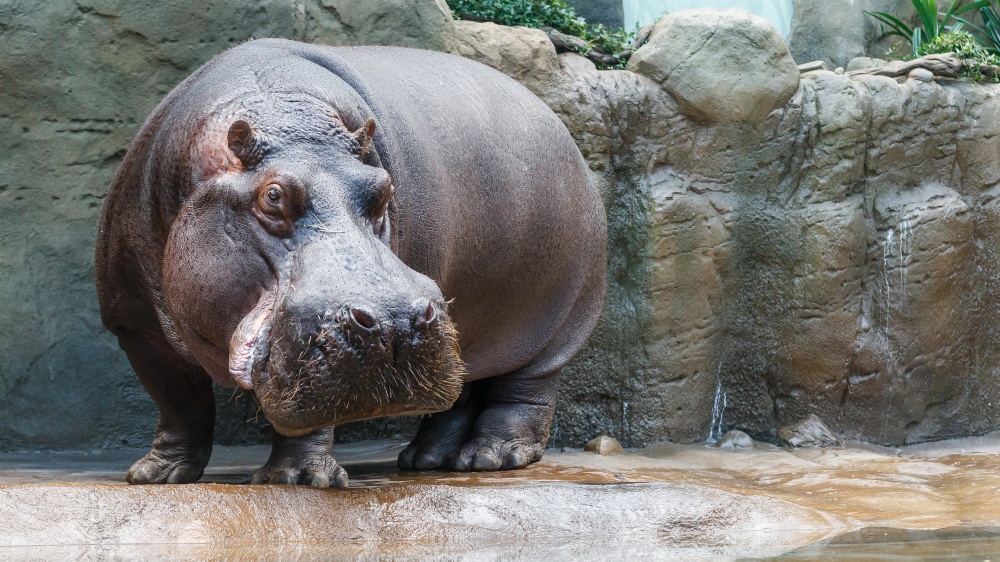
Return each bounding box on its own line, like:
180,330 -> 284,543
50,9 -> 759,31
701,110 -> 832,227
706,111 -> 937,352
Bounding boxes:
350,307 -> 377,331
413,298 -> 437,328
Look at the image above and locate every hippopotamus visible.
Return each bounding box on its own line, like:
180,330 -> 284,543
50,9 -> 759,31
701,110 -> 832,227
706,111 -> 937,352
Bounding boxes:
95,38 -> 606,487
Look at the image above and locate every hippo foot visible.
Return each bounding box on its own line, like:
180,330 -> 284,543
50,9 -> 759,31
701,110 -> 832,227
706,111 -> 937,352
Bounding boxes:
398,391 -> 479,470
453,436 -> 545,471
251,454 -> 348,488
252,428 -> 347,488
127,446 -> 210,484
400,433 -> 544,472
399,398 -> 550,472
399,434 -> 544,472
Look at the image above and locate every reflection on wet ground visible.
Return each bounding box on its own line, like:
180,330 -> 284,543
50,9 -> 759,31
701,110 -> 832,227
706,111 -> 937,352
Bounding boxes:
774,526 -> 1000,560
2,436 -> 1000,559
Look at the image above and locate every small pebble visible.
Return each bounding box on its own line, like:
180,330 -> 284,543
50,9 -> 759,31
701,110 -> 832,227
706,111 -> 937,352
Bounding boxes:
715,430 -> 755,449
584,435 -> 624,455
835,67 -> 845,75
909,68 -> 935,82
779,414 -> 842,448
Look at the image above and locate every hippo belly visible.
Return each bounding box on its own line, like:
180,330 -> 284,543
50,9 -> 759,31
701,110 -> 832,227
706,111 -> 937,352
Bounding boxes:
95,39 -> 606,486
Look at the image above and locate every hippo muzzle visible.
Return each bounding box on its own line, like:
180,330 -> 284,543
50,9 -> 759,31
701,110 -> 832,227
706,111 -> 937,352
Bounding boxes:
231,229 -> 464,437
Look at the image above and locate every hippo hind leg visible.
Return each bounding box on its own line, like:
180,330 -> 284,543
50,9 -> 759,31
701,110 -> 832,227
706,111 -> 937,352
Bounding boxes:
452,370 -> 558,471
397,381 -> 485,470
398,369 -> 559,472
118,330 -> 215,484
251,426 -> 348,488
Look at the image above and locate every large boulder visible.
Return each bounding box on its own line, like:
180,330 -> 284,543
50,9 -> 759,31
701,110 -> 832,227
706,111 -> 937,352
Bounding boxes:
304,0 -> 457,52
627,9 -> 799,124
789,0 -> 868,68
451,21 -> 562,97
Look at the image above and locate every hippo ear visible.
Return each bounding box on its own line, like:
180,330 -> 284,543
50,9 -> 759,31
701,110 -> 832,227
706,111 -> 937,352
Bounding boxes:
351,117 -> 376,158
228,120 -> 262,169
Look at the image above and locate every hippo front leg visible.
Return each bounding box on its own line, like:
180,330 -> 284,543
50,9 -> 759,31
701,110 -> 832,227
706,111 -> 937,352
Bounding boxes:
252,426 -> 348,488
117,330 -> 215,484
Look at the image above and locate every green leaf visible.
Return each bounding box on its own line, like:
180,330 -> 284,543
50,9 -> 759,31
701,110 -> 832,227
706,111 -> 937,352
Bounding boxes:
913,0 -> 939,39
865,10 -> 915,39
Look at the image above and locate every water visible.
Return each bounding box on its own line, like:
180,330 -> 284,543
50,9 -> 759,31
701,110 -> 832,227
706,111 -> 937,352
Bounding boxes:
5,436 -> 1000,560
877,217 -> 914,441
778,526 -> 1000,560
707,361 -> 728,443
621,400 -> 632,446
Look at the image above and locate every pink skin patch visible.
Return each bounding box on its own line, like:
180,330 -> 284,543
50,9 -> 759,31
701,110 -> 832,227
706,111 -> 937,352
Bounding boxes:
228,290 -> 277,389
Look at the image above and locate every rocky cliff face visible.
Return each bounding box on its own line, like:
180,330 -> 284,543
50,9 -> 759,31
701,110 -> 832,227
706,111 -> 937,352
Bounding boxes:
2,1 -> 998,450
497,8 -> 1000,446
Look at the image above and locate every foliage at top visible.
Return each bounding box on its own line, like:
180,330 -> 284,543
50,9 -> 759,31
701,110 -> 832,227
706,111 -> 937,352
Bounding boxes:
865,0 -> 1000,81
958,0 -> 1000,55
865,0 -> 987,57
447,0 -> 635,69
921,30 -> 1000,80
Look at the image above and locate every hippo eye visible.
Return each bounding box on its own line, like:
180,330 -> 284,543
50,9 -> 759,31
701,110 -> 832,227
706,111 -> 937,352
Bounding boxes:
253,183 -> 296,237
258,184 -> 285,214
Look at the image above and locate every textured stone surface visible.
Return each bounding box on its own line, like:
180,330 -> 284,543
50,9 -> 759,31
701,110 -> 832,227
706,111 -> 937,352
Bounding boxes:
0,0 -> 455,451
451,21 -> 561,97
626,9 -> 800,124
8,436 -> 1000,557
789,0 -> 868,69
303,0 -> 457,52
0,442 -> 859,559
457,12 -> 1000,447
584,435 -> 624,455
789,0 -> 917,68
847,57 -> 889,72
780,415 -> 842,448
715,430 -> 754,449
565,0 -> 624,30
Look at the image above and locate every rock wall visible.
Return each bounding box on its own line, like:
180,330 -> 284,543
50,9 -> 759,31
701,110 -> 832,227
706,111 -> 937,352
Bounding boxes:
455,7 -> 1000,446
2,1 -> 999,451
540,9 -> 1000,446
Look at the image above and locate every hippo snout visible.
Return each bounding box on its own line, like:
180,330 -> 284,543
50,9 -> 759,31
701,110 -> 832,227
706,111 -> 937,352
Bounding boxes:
346,298 -> 438,339
316,299 -> 443,363
253,286 -> 464,437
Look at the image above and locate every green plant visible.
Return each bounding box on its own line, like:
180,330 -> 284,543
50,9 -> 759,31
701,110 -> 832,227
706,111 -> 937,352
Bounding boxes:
979,2 -> 1000,52
950,0 -> 1000,54
921,30 -> 1000,80
447,0 -> 635,69
866,0 -> 987,57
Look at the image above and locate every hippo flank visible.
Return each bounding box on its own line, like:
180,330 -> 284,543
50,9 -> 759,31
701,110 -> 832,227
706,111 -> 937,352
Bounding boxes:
95,39 -> 607,487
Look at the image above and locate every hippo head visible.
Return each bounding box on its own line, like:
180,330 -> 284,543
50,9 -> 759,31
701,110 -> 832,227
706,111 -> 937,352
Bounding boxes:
160,94 -> 464,437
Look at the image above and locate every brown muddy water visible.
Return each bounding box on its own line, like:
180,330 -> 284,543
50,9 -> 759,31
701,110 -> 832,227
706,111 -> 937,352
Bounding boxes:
1,436 -> 999,560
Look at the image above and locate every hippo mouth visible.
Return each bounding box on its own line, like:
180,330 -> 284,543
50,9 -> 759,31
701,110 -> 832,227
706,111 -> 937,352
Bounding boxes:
229,293 -> 465,437
228,290 -> 278,389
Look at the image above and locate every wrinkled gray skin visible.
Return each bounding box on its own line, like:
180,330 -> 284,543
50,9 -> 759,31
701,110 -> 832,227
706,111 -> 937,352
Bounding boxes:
95,39 -> 606,487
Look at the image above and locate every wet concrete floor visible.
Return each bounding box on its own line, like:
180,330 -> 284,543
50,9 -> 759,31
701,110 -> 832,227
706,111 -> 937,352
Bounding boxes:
1,435 -> 1000,560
